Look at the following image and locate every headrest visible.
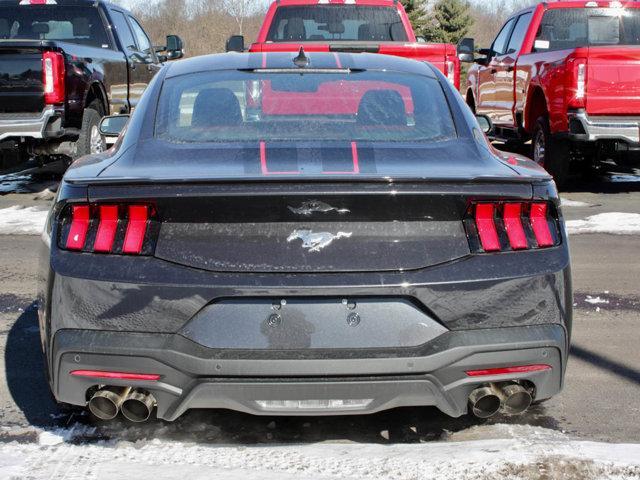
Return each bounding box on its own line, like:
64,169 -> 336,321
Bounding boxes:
73,17 -> 91,37
192,88 -> 242,128
284,17 -> 306,41
357,90 -> 406,126
358,24 -> 371,41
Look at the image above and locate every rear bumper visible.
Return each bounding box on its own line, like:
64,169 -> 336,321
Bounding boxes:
567,110 -> 640,144
52,324 -> 567,419
0,106 -> 61,142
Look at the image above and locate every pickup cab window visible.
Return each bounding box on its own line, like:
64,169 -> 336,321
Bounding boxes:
491,17 -> 516,55
506,12 -> 532,54
110,10 -> 137,52
0,5 -> 109,48
266,6 -> 408,42
128,15 -> 154,59
535,8 -> 640,51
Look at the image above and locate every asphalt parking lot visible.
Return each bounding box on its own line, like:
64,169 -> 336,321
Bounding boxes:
0,164 -> 638,447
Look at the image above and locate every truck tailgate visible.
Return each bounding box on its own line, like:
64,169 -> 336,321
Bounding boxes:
586,46 -> 640,115
0,44 -> 45,114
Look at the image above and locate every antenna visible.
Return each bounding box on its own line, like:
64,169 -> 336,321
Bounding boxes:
293,47 -> 310,68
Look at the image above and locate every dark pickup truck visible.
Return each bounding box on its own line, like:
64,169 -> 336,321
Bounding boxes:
0,0 -> 183,174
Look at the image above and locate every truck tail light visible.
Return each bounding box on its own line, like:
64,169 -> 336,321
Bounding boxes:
445,59 -> 455,86
58,203 -> 157,255
567,57 -> 587,109
42,51 -> 65,105
464,202 -> 561,253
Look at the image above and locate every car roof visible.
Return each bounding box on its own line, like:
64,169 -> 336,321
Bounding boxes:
165,51 -> 437,79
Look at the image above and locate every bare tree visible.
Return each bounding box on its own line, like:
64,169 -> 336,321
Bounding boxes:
222,0 -> 261,35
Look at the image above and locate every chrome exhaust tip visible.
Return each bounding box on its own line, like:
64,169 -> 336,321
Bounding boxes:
468,386 -> 502,418
88,386 -> 131,420
501,383 -> 532,415
121,390 -> 155,423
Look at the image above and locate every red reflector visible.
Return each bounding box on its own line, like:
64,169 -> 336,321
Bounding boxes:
530,203 -> 554,247
65,205 -> 90,250
93,205 -> 119,253
466,364 -> 552,377
503,203 -> 528,250
70,370 -> 160,381
475,203 -> 501,252
122,205 -> 148,254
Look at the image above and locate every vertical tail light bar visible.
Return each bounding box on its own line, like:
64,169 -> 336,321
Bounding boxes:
465,202 -> 560,253
445,59 -> 456,87
566,57 -> 587,109
58,203 -> 155,255
475,204 -> 501,252
503,203 -> 528,250
530,203 -> 554,247
122,205 -> 149,254
42,51 -> 65,105
65,205 -> 90,250
93,205 -> 119,253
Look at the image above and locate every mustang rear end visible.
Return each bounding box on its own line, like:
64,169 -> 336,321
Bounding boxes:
38,51 -> 572,422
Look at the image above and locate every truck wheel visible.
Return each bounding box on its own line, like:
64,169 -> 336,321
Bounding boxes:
75,101 -> 105,159
532,116 -> 570,188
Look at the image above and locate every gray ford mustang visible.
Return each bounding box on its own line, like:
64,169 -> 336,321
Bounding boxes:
38,50 -> 571,423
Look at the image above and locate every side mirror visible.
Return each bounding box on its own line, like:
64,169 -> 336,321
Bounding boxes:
99,115 -> 130,137
165,34 -> 184,60
226,35 -> 245,53
457,37 -> 475,63
475,114 -> 493,135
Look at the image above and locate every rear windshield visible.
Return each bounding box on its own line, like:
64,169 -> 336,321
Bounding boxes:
155,70 -> 456,144
535,7 -> 640,51
0,6 -> 109,48
266,6 -> 408,42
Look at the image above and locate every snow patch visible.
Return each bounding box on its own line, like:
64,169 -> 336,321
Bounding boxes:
560,198 -> 591,207
0,424 -> 638,479
585,295 -> 609,305
566,212 -> 640,235
0,205 -> 48,235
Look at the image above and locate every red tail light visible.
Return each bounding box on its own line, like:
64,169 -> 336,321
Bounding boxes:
42,51 -> 65,105
65,205 -> 90,250
475,204 -> 501,252
566,57 -> 587,109
58,203 -> 156,255
465,201 -> 560,253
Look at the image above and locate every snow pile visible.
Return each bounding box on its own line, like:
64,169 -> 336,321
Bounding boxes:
566,212 -> 640,235
0,205 -> 48,235
0,424 -> 638,479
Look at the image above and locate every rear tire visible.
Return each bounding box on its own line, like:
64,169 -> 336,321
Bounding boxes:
74,100 -> 105,160
532,116 -> 570,188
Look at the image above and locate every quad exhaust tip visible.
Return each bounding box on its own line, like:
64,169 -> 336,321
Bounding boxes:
121,390 -> 156,423
88,386 -> 131,421
468,382 -> 533,418
88,387 -> 155,422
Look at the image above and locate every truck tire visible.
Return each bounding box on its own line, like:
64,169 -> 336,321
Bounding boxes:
532,116 -> 570,188
75,100 -> 105,159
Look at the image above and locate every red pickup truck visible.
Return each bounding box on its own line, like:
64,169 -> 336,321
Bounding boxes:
227,0 -> 461,89
463,0 -> 640,186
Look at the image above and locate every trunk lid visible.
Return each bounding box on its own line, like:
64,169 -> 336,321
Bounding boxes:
0,41 -> 48,113
83,141 -> 535,274
586,46 -> 640,115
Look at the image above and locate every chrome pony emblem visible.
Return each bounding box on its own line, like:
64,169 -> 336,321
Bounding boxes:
287,229 -> 352,252
288,200 -> 350,216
